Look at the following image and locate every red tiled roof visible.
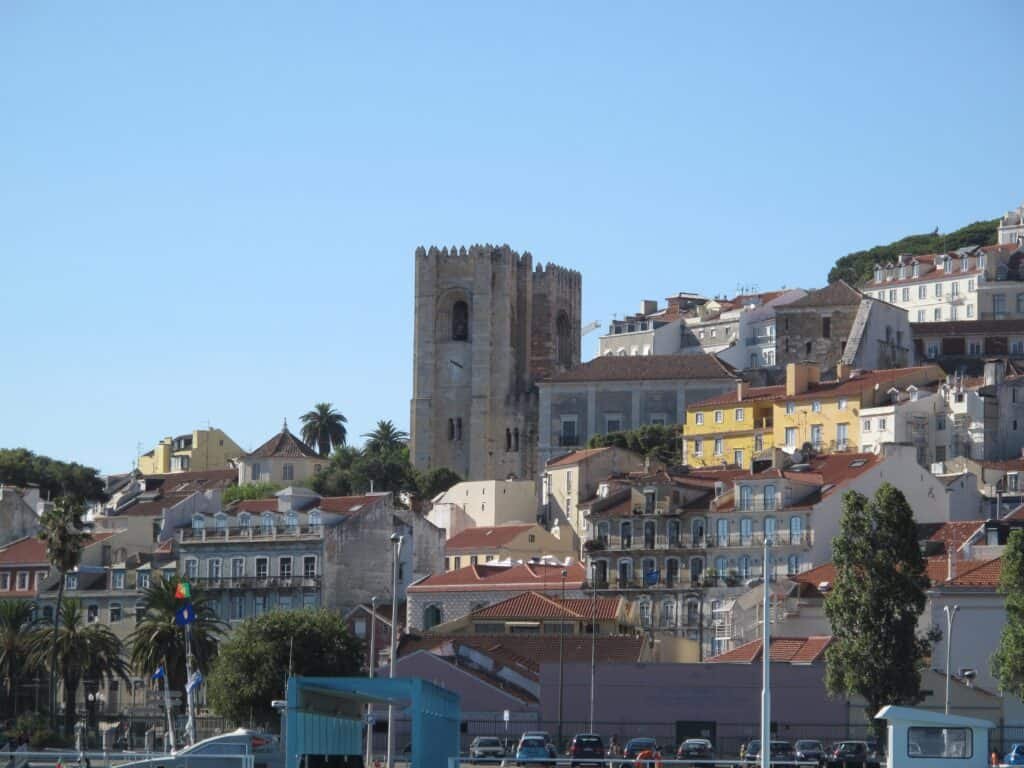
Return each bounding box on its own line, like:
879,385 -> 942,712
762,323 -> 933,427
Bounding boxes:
543,354 -> 737,384
0,537 -> 48,565
794,556 -> 967,593
947,557 -> 1002,588
409,561 -> 585,593
707,636 -> 832,664
691,385 -> 786,409
317,495 -> 386,514
783,366 -> 945,403
446,525 -> 535,552
245,428 -> 320,459
469,591 -> 620,621
975,458 -> 1024,472
780,281 -> 862,309
927,521 -> 985,554
546,448 -> 611,468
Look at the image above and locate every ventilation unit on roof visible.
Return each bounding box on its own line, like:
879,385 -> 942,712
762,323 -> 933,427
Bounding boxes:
849,459 -> 868,468
789,464 -> 811,472
818,581 -> 832,593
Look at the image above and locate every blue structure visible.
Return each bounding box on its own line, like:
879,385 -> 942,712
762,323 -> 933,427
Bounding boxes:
284,676 -> 460,768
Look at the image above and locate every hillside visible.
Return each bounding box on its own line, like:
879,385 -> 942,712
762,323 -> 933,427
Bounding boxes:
827,219 -> 999,286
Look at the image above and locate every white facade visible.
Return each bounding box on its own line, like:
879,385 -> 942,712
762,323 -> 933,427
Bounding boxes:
1000,202 -> 1024,246
718,289 -> 807,371
599,317 -> 682,357
426,480 -> 538,537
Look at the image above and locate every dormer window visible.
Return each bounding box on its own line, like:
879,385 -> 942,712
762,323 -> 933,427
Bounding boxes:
961,256 -> 968,272
912,262 -> 920,278
898,267 -> 906,279
874,268 -> 883,282
191,514 -> 205,530
214,513 -> 227,530
260,512 -> 275,535
238,512 -> 251,529
309,510 -> 322,530
979,253 -> 987,270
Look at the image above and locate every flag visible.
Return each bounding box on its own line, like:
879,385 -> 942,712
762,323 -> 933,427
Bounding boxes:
55,760 -> 65,768
174,603 -> 196,626
643,569 -> 660,586
186,670 -> 203,693
174,581 -> 192,600
152,665 -> 165,681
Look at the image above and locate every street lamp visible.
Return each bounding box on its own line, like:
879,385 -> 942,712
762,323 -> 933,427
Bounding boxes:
386,534 -> 404,768
760,536 -> 772,768
557,568 -> 567,752
588,569 -> 597,733
944,604 -> 960,715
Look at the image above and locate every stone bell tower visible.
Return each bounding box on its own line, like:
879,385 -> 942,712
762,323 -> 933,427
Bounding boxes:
410,244 -> 581,481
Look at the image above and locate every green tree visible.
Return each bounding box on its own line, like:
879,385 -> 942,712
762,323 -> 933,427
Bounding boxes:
37,497 -> 89,728
0,448 -> 105,502
207,609 -> 362,724
992,529 -> 1024,697
0,600 -> 37,716
27,601 -> 130,734
300,403 -> 348,457
222,482 -> 283,505
308,446 -> 360,497
349,445 -> 416,498
588,424 -> 681,465
362,420 -> 409,455
415,467 -> 462,500
824,484 -> 931,738
128,576 -> 225,694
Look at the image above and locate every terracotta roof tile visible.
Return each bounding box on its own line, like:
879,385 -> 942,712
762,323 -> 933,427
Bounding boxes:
926,520 -> 986,554
911,319 -> 1024,336
317,495 -> 386,514
707,636 -> 833,664
783,366 -> 945,403
0,538 -> 48,565
947,557 -> 1002,588
547,448 -> 612,469
691,385 -> 787,409
446,525 -> 535,552
543,354 -> 737,384
408,561 -> 585,593
245,428 -> 320,459
780,281 -> 862,308
469,591 -> 620,621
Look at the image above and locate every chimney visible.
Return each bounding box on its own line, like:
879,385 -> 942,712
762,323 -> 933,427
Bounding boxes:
984,360 -> 1004,388
786,362 -> 819,396
836,361 -> 850,380
640,299 -> 658,316
643,455 -> 651,473
737,380 -> 746,402
947,550 -> 956,582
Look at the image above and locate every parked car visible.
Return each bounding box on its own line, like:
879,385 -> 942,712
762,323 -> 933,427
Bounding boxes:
113,729 -> 282,768
676,738 -> 714,761
470,736 -> 506,760
567,733 -> 605,765
1005,743 -> 1024,765
794,739 -> 826,764
622,737 -> 660,766
741,739 -> 795,765
521,731 -> 553,745
824,740 -> 881,768
516,736 -> 556,766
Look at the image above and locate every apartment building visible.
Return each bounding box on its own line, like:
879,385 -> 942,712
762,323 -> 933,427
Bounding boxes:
137,427 -> 244,474
236,422 -> 325,486
683,382 -> 784,470
912,319 -> 1024,362
443,524 -> 573,571
864,244 -> 1024,324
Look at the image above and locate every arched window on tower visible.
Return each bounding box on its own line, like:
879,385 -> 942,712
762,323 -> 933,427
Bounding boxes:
555,311 -> 572,367
505,429 -> 512,452
456,418 -> 463,441
513,428 -> 520,452
451,300 -> 469,341
448,419 -> 455,441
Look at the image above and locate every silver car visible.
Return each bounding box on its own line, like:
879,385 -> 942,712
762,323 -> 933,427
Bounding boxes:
113,729 -> 281,768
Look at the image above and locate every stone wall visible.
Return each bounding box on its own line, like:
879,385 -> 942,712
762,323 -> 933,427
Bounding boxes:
775,304 -> 858,371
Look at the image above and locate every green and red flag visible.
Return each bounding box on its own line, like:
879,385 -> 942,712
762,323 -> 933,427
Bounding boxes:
174,581 -> 192,600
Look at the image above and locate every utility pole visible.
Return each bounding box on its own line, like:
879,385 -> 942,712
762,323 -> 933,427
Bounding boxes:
589,574 -> 597,732
944,604 -> 960,715
386,534 -> 404,768
366,596 -> 377,766
557,568 -> 567,751
760,536 -> 772,768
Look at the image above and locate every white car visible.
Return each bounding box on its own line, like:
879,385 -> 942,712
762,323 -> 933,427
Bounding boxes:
113,729 -> 281,768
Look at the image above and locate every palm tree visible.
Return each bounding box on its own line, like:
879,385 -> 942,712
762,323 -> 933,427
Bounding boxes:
362,419 -> 409,454
0,600 -> 36,716
37,496 -> 88,728
128,576 -> 225,694
27,600 -> 130,734
300,403 -> 348,457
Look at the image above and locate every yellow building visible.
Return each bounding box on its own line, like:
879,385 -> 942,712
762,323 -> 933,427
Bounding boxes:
137,427 -> 244,474
443,523 -> 574,571
771,362 -> 945,453
683,382 -> 783,469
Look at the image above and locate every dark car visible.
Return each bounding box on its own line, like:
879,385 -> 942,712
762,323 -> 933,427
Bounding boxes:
623,737 -> 659,759
742,739 -> 795,765
824,740 -> 881,768
516,737 -> 556,766
568,733 -> 605,765
677,738 -> 714,761
794,739 -> 825,764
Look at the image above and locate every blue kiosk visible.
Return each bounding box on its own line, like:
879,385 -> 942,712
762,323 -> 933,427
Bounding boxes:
284,676 -> 460,767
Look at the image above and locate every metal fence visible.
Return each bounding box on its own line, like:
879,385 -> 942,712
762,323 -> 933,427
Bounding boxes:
0,748 -> 256,767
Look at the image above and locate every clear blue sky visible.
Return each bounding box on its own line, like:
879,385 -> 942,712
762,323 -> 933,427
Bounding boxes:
2,1 -> 1020,475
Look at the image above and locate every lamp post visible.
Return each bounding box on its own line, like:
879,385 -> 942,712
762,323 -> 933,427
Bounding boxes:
760,536 -> 772,768
366,596 -> 378,767
588,572 -> 597,733
386,534 -> 404,768
557,568 -> 567,752
944,604 -> 960,715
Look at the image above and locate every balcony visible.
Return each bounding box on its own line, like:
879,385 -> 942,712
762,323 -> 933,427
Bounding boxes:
706,529 -> 814,548
179,525 -> 324,543
184,575 -> 322,590
733,498 -> 782,513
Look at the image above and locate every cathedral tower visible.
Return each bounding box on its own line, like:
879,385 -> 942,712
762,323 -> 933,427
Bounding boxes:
411,244 -> 581,481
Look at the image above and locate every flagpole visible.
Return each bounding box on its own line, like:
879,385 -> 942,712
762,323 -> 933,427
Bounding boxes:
161,660 -> 176,752
184,622 -> 197,747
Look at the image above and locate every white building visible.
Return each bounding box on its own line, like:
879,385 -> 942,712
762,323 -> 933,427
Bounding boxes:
716,289 -> 807,371
425,480 -> 538,538
999,202 -> 1024,246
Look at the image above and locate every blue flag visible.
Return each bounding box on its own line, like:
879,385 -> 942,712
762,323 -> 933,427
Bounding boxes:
644,569 -> 660,586
174,603 -> 196,626
186,670 -> 203,693
151,665 -> 165,681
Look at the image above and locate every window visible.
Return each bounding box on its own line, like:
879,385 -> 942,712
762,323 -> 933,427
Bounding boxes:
785,427 -> 797,448
87,604 -> 99,623
209,559 -> 222,579
785,401 -> 795,415
251,463 -> 262,482
838,398 -> 847,410
927,343 -> 939,359
714,410 -> 724,423
35,571 -> 46,591
810,424 -> 823,447
754,433 -> 763,453
950,306 -> 958,321
238,512 -> 251,529
951,281 -> 959,296
878,417 -> 887,431
763,485 -> 777,511
660,600 -> 676,628
254,595 -> 267,615
739,485 -> 752,511
620,521 -> 632,549
821,317 -> 831,338
605,414 -> 622,433
936,445 -> 947,462
735,408 -> 744,422
969,341 -> 982,355
906,727 -> 971,759
279,557 -> 293,580
560,415 -> 579,446
740,518 -> 752,545
285,511 -> 299,533
2,573 -> 14,591
185,559 -> 198,579
639,599 -> 652,628
936,414 -> 946,431
934,283 -> 942,297
836,423 -> 848,448
308,510 -> 321,530
231,558 -> 244,579
967,304 -> 974,318
283,463 -> 294,481
135,602 -> 145,624
787,554 -> 800,575
693,439 -> 703,456
110,603 -> 123,623
917,310 -> 925,322
192,514 -> 205,531
137,571 -> 150,590
888,289 -> 896,303
901,287 -> 909,302
695,412 -> 704,426
649,413 -> 666,426
470,555 -> 478,566
714,438 -> 724,456
261,512 -> 275,535
733,449 -> 744,467
1014,340 -> 1024,355
451,300 -> 469,340
423,605 -> 443,630
716,518 -> 729,546
811,400 -> 821,413
214,513 -> 227,530
917,285 -> 926,299
301,556 -> 316,580
112,571 -> 125,590
933,308 -> 942,321
231,595 -> 245,620
256,557 -> 269,580
995,294 -> 1007,318
453,556 -> 462,570
968,278 -> 976,291
863,418 -> 871,432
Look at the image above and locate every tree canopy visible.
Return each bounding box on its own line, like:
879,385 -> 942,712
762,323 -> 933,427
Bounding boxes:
207,609 -> 363,724
587,424 -> 681,465
824,484 -> 931,736
222,482 -> 283,505
299,403 -> 348,457
827,219 -> 998,286
0,448 -> 105,502
992,529 -> 1024,697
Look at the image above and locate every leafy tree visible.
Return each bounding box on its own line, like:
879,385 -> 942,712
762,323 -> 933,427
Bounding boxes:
207,609 -> 362,724
128,576 -> 225,694
308,446 -> 360,497
827,219 -> 998,286
37,497 -> 88,728
27,601 -> 130,734
300,403 -> 348,457
349,445 -> 416,498
992,529 -> 1024,697
0,600 -> 37,716
222,482 -> 283,505
415,467 -> 462,500
824,484 -> 931,738
588,424 -> 681,465
0,448 -> 105,502
362,420 -> 409,455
